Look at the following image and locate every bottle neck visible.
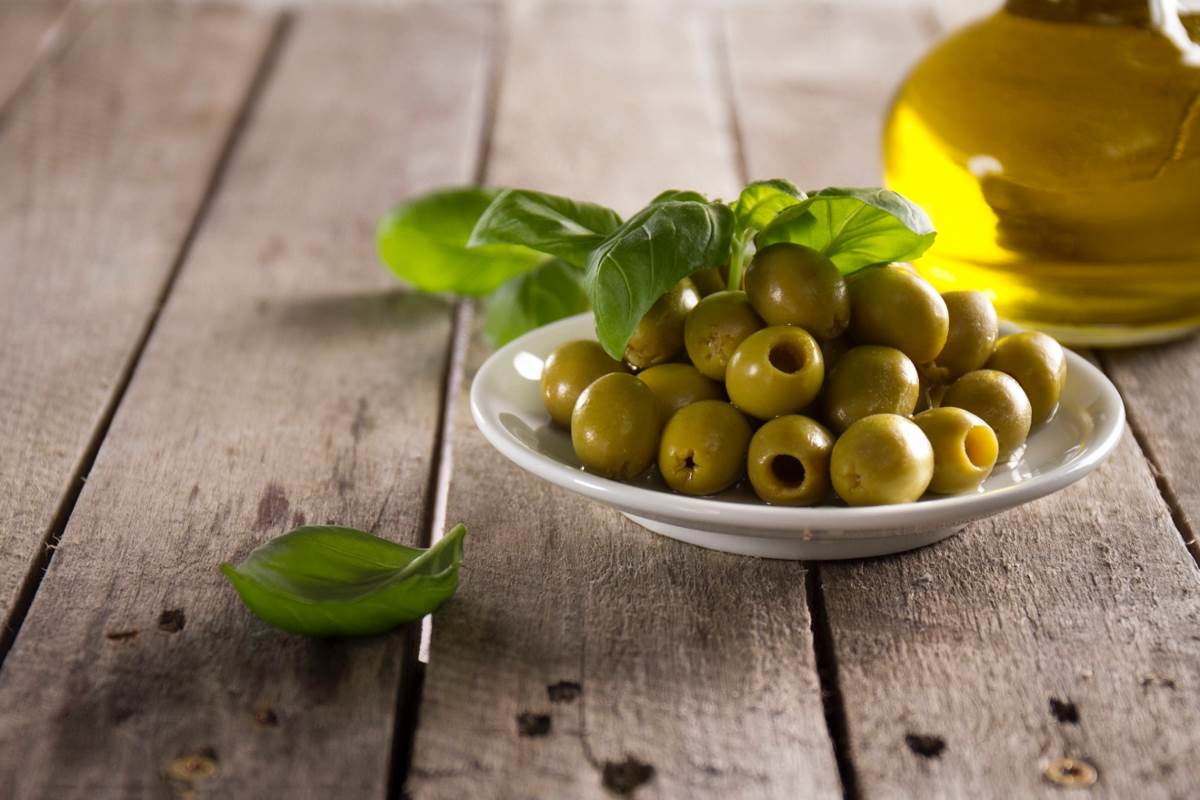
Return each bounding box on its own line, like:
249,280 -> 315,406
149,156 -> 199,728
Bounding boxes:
1005,0 -> 1157,24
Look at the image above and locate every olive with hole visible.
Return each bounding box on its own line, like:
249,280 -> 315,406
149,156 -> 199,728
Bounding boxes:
986,330 -> 1066,425
690,266 -> 726,297
683,290 -> 765,380
830,414 -> 934,506
747,415 -> 834,505
941,369 -> 1033,460
913,407 -> 999,494
570,373 -> 661,480
638,363 -> 725,421
540,339 -> 629,427
658,400 -> 752,495
929,291 -> 999,381
725,326 -> 824,419
822,345 -> 919,433
744,242 -> 849,339
848,264 -> 949,363
623,278 -> 700,370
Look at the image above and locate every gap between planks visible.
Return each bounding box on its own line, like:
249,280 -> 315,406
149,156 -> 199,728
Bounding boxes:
0,11 -> 294,670
1095,350 -> 1200,565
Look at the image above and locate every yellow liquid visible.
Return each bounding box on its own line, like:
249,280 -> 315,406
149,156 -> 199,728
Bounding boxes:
884,6 -> 1200,344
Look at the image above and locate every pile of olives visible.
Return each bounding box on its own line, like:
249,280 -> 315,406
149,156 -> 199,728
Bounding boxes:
540,243 -> 1067,506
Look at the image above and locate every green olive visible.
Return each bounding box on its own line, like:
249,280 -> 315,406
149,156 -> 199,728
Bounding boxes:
830,414 -> 934,506
986,331 -> 1067,425
848,265 -> 949,363
540,340 -> 629,427
683,290 -> 765,380
658,400 -> 752,495
744,243 -> 849,340
930,291 -> 999,381
941,369 -> 1033,460
912,407 -> 999,494
624,278 -> 700,370
690,266 -> 727,297
822,345 -> 919,433
747,415 -> 834,505
637,363 -> 725,421
571,373 -> 661,480
725,326 -> 824,420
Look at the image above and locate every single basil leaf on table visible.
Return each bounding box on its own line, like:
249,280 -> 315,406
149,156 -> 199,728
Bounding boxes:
468,188 -> 622,268
649,189 -> 711,205
755,187 -> 936,273
585,199 -> 733,359
222,523 -> 467,638
377,187 -> 543,295
484,258 -> 590,347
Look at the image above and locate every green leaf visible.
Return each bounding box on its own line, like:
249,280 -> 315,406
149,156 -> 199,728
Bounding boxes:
585,200 -> 733,359
222,524 -> 467,638
468,188 -> 622,268
732,179 -> 806,233
484,259 -> 590,347
755,187 -> 936,273
377,188 -> 543,295
650,189 -> 710,205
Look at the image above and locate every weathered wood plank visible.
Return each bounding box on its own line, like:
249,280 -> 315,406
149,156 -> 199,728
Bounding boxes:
409,3 -> 841,799
1102,340 -> 1200,560
0,3 -> 275,641
730,3 -> 1200,796
0,5 -> 493,798
0,0 -> 68,108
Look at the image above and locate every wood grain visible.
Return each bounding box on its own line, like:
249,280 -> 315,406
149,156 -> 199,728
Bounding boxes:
0,5 -> 492,797
408,3 -> 840,798
0,0 -> 68,109
1101,340 -> 1200,559
731,3 -> 1200,796
0,3 -> 274,640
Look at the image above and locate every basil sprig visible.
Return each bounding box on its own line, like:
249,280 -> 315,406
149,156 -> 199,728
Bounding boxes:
376,182 -> 936,350
222,523 -> 467,637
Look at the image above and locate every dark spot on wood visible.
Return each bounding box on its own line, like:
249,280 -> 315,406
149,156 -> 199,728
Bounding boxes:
602,756 -> 655,794
350,397 -> 374,443
516,712 -> 551,737
1140,674 -> 1176,689
254,482 -> 290,532
254,707 -> 279,726
905,733 -> 945,758
547,680 -> 582,703
291,510 -> 307,528
158,609 -> 186,633
112,707 -> 135,724
303,641 -> 349,702
189,484 -> 200,503
1049,697 -> 1079,724
105,629 -> 139,641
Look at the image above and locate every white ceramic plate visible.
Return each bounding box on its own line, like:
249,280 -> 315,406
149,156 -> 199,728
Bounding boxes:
470,313 -> 1125,560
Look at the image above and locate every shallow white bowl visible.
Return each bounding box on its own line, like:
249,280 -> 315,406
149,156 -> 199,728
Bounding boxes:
470,313 -> 1125,560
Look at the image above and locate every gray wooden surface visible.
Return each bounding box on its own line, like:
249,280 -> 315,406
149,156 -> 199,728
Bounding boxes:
0,0 -> 1197,798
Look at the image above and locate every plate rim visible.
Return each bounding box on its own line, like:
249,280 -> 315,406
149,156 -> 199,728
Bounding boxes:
470,312 -> 1126,536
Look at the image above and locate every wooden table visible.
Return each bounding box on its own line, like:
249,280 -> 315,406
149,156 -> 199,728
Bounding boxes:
1,1 -> 1197,797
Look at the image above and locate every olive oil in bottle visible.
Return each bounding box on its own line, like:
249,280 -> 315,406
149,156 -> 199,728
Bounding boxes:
884,0 -> 1200,344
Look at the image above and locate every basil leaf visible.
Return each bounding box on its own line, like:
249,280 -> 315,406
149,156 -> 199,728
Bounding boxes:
650,189 -> 710,205
468,188 -> 622,268
732,179 -> 805,233
222,523 -> 467,638
755,187 -> 936,273
484,259 -> 590,347
377,188 -> 543,295
585,200 -> 733,359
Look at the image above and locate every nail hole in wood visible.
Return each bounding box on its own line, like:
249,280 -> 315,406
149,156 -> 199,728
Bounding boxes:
166,749 -> 219,783
1043,757 -> 1098,787
547,681 -> 582,703
516,711 -> 551,737
1049,697 -> 1079,724
255,707 -> 279,727
602,756 -> 655,795
905,733 -> 945,758
158,609 -> 186,633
